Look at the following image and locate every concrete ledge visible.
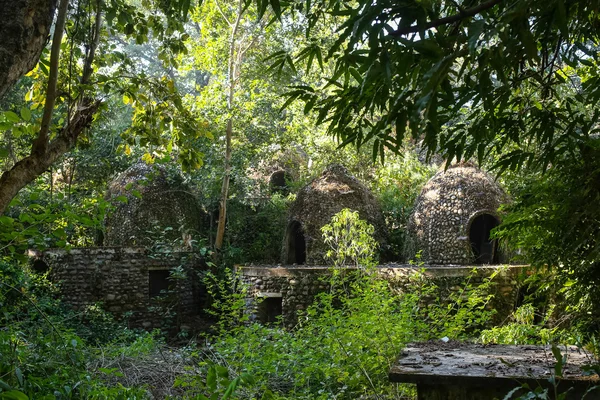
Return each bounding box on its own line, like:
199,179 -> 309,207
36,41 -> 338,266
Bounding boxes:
236,264 -> 528,278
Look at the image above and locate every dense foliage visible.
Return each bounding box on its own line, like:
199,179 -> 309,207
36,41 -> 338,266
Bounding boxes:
1,0 -> 600,398
495,140 -> 600,332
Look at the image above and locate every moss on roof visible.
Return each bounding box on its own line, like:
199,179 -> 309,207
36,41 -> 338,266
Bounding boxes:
103,162 -> 203,247
284,164 -> 388,264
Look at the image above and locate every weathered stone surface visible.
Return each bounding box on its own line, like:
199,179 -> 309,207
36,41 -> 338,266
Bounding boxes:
405,162 -> 508,265
390,342 -> 598,399
39,247 -> 206,329
283,164 -> 388,265
104,162 -> 203,246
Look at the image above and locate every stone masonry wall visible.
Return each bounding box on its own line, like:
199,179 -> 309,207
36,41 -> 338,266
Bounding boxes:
39,247 -> 206,329
238,264 -> 527,329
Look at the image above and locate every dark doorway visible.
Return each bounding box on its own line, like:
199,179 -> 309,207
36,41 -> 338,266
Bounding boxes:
286,221 -> 306,264
149,270 -> 171,297
469,214 -> 499,264
257,296 -> 283,324
31,259 -> 49,273
269,170 -> 291,195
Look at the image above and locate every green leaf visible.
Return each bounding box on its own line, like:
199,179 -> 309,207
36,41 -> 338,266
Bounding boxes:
222,376 -> 240,399
20,107 -> 31,122
0,216 -> 14,226
206,367 -> 216,391
0,147 -> 9,158
15,368 -> 23,386
181,0 -> 191,20
215,365 -> 229,378
519,23 -> 539,62
0,391 -> 29,400
269,0 -> 281,20
467,20 -> 485,53
551,345 -> 564,377
3,111 -> 20,123
115,195 -> 128,203
555,0 -> 568,38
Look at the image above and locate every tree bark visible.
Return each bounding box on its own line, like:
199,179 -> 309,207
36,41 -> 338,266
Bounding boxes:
0,100 -> 99,214
215,118 -> 232,251
0,0 -> 58,99
34,0 -> 70,154
214,0 -> 244,253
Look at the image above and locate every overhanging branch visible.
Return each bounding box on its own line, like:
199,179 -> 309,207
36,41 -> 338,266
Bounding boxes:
389,0 -> 503,37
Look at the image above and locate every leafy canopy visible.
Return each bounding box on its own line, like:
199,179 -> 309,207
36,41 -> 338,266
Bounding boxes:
272,0 -> 600,171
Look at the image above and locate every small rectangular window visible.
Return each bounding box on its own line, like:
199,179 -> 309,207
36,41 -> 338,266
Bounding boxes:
257,295 -> 282,324
149,270 -> 170,298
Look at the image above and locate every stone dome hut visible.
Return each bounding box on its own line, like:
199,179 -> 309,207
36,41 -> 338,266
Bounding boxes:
104,162 -> 203,246
405,162 -> 508,265
283,164 -> 387,265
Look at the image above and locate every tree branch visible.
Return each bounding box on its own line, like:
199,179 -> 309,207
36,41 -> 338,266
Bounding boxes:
389,0 -> 503,37
214,0 -> 232,27
34,0 -> 70,155
81,0 -> 102,86
0,100 -> 100,214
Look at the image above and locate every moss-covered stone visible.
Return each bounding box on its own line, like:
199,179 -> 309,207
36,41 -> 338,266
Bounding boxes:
283,164 -> 388,265
104,162 -> 203,246
405,162 -> 508,265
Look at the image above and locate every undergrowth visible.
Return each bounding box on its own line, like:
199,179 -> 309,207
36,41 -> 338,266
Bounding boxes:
2,210 -> 596,399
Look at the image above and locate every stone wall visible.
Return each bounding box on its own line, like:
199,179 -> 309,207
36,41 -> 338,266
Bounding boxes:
37,247 -> 206,329
238,264 -> 527,329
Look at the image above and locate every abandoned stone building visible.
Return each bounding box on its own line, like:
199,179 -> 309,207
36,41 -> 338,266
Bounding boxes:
238,264 -> 524,328
33,247 -> 206,329
250,145 -> 308,196
34,162 -> 208,329
103,161 -> 204,247
404,162 -> 508,265
282,164 -> 388,265
241,162 -> 516,326
269,169 -> 294,195
38,160 -> 519,331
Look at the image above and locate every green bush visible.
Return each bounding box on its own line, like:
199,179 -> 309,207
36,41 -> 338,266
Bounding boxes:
224,195 -> 291,264
198,210 -> 497,399
0,261 -> 151,399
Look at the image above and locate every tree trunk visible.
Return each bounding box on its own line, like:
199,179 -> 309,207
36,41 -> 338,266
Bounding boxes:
214,0 -> 243,253
0,101 -> 99,214
0,0 -> 58,99
0,0 -> 102,215
214,118 -> 233,251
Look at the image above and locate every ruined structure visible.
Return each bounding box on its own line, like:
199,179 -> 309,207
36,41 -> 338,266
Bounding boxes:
282,164 -> 387,265
34,247 -> 206,329
239,264 -> 525,328
405,162 -> 508,265
104,162 -> 203,246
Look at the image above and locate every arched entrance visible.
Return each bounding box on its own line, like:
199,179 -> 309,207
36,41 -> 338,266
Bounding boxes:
469,214 -> 499,264
269,170 -> 291,195
285,220 -> 306,264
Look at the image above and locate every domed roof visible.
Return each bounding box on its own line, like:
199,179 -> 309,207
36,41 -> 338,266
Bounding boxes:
103,162 -> 203,247
283,164 -> 387,265
405,162 -> 507,265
